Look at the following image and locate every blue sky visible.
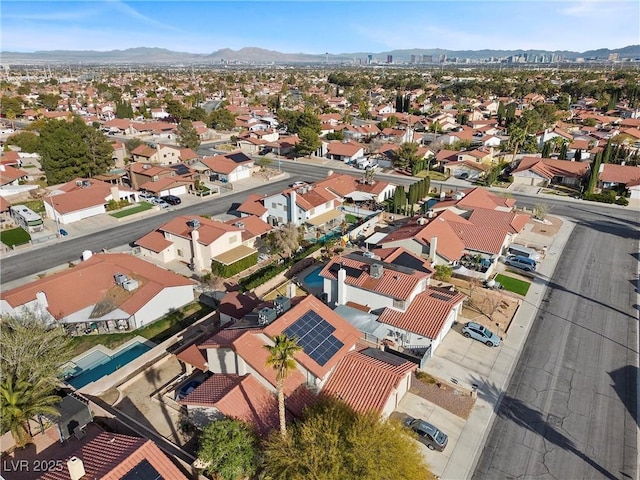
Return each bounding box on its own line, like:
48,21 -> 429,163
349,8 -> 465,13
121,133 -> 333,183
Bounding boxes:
2,1 -> 638,53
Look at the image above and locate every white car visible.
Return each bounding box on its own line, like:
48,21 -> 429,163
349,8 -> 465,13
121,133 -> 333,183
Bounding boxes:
150,197 -> 169,209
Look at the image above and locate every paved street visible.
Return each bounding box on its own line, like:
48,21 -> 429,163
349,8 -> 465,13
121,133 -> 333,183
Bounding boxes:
473,209 -> 639,479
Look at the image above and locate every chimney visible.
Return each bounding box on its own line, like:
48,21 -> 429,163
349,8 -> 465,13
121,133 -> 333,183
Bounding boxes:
289,190 -> 298,226
337,266 -> 347,306
190,229 -> 205,271
429,236 -> 438,264
67,457 -> 85,480
370,263 -> 384,279
110,185 -> 120,202
36,291 -> 48,308
0,164 -> 5,172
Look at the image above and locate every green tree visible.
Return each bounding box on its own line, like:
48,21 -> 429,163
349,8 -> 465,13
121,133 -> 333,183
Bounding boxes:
1,96 -> 24,118
196,419 -> 261,480
586,150 -> 603,194
265,224 -> 302,258
507,126 -> 526,161
165,100 -> 188,121
0,376 -> 61,447
559,142 -> 568,160
188,106 -> 208,122
37,116 -> 114,183
574,148 -> 582,162
38,93 -> 61,110
497,101 -> 506,124
262,398 -> 435,480
7,131 -> 40,153
393,142 -> 420,171
265,334 -> 302,437
541,141 -> 552,158
125,138 -> 144,154
433,264 -> 453,281
295,127 -> 321,157
176,119 -> 201,149
209,108 -> 237,131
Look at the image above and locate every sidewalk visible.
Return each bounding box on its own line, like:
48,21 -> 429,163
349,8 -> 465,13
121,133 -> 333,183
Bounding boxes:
439,215 -> 576,480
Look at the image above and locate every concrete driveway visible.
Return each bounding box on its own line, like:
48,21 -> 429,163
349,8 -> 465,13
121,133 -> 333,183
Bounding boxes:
395,392 -> 467,477
423,323 -> 504,392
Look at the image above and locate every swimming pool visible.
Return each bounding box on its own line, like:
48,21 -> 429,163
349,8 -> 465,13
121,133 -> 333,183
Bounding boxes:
66,341 -> 152,389
303,266 -> 325,288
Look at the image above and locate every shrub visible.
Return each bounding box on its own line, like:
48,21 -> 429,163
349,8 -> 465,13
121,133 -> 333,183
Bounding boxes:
614,196 -> 629,206
212,252 -> 258,278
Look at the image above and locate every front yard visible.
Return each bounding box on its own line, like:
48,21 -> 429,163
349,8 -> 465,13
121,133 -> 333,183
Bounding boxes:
0,227 -> 31,247
494,274 -> 531,296
109,202 -> 154,218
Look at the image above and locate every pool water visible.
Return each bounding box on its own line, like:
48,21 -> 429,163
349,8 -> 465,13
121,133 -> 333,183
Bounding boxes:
67,342 -> 152,389
303,266 -> 325,288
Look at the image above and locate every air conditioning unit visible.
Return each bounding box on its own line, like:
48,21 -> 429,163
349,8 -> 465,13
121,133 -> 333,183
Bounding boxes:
114,273 -> 128,286
258,307 -> 277,325
122,279 -> 139,292
76,180 -> 83,186
143,164 -> 151,169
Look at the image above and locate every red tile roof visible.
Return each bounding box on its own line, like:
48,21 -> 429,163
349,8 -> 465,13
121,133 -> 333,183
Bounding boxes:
225,214 -> 272,240
513,157 -> 590,180
378,287 -> 466,338
135,230 -> 173,253
467,207 -> 530,234
599,164 -> 640,184
0,253 -> 194,320
45,178 -> 137,214
237,194 -> 268,217
201,154 -> 253,174
40,431 -> 187,480
156,215 -> 241,246
322,349 -> 416,414
263,296 -> 360,379
0,165 -> 29,185
175,344 -> 208,371
320,255 -> 429,301
326,140 -> 364,157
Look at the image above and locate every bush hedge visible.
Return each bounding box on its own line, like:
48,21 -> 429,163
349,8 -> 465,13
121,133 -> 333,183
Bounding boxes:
583,190 -> 628,206
212,252 -> 258,278
239,242 -> 325,291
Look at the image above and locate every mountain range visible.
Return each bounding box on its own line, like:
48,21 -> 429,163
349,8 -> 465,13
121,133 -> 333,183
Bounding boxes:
1,45 -> 638,65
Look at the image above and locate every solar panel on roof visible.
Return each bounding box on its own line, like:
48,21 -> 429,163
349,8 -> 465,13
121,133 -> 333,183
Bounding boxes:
121,460 -> 163,480
284,310 -> 342,366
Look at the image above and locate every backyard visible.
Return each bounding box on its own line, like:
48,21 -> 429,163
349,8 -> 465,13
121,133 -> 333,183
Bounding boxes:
69,302 -> 213,356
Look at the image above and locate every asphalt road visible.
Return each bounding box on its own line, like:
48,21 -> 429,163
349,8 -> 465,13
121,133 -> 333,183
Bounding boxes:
473,204 -> 639,479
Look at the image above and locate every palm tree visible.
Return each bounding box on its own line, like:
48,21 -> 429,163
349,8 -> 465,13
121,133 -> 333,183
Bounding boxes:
265,334 -> 302,437
0,376 -> 60,447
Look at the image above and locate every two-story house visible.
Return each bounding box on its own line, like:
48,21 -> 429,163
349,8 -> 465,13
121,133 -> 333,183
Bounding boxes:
263,183 -> 341,230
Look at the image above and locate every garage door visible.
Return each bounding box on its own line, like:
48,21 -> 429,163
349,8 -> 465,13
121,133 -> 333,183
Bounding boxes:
167,185 -> 187,196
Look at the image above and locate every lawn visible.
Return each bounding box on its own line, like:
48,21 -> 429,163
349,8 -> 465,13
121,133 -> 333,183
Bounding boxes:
416,170 -> 448,181
344,214 -> 359,224
110,202 -> 154,218
495,274 -> 531,296
16,199 -> 45,214
0,227 -> 31,247
69,302 -> 214,356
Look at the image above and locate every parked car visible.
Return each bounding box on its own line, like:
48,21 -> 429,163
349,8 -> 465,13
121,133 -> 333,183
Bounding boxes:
462,321 -> 501,347
504,255 -> 536,272
458,172 -> 469,180
58,228 -> 68,237
138,192 -> 154,202
404,417 -> 448,451
161,195 -> 181,205
175,379 -> 202,400
150,198 -> 169,209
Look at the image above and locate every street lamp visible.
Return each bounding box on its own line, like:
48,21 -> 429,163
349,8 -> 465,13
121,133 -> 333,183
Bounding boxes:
48,191 -> 60,237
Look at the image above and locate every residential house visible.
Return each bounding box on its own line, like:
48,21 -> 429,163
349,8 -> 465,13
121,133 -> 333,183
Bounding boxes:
131,143 -> 182,165
326,141 -> 365,163
136,215 -> 268,271
192,151 -> 255,183
44,178 -> 139,225
314,172 -> 396,204
0,164 -> 32,198
127,163 -> 192,196
263,183 -> 341,230
236,193 -> 269,221
598,163 -> 640,199
183,296 -> 360,432
512,156 -> 590,187
0,253 -> 195,331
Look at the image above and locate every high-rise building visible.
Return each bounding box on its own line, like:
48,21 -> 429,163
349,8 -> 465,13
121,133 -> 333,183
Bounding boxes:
440,54 -> 447,63
367,54 -> 373,64
410,55 -> 417,64
387,55 -> 393,64
423,55 -> 433,63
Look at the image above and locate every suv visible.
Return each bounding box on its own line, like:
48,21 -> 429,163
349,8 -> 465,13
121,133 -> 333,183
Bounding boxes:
462,321 -> 501,347
161,195 -> 181,205
504,255 -> 536,271
404,417 -> 448,451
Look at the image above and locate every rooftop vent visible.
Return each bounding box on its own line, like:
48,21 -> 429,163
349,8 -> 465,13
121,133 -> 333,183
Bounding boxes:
114,273 -> 128,286
187,218 -> 201,230
122,279 -> 139,292
370,263 -> 384,279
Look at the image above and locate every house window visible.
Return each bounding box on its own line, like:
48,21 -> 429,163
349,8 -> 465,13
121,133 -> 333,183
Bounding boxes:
272,202 -> 277,208
177,249 -> 184,258
393,299 -> 406,309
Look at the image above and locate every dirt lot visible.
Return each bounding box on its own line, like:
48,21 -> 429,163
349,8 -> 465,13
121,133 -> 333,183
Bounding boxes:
528,215 -> 562,237
409,372 -> 475,419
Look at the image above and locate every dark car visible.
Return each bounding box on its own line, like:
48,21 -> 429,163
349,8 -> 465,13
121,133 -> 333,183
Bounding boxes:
404,417 -> 448,451
161,195 -> 181,205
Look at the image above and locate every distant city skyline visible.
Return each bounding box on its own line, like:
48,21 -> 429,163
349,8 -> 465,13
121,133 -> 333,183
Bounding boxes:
2,1 -> 639,54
